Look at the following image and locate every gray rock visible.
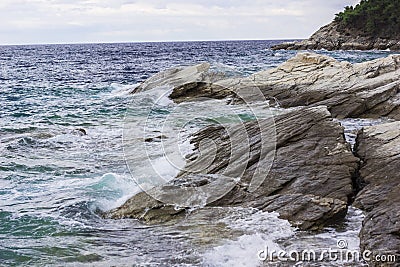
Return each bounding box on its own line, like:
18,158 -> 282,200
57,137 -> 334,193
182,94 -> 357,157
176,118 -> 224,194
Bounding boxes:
132,63 -> 210,93
71,128 -> 87,136
133,53 -> 400,120
196,106 -> 358,230
131,62 -> 229,102
245,52 -> 400,120
271,22 -> 400,51
107,106 -> 359,230
135,53 -> 400,119
209,53 -> 400,120
354,122 -> 400,265
144,135 -> 167,142
105,173 -> 238,222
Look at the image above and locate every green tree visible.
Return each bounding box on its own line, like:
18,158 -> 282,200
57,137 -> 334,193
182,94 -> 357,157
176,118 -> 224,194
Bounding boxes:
334,0 -> 400,38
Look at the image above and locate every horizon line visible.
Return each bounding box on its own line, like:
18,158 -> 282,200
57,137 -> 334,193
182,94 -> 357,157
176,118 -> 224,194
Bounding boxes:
0,38 -> 303,47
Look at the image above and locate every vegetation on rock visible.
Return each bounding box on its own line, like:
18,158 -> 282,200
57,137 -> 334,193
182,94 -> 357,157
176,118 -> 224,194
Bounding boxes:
334,0 -> 400,38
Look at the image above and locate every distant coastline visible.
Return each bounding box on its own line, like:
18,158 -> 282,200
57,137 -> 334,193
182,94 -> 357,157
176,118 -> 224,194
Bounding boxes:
271,21 -> 400,51
272,0 -> 400,51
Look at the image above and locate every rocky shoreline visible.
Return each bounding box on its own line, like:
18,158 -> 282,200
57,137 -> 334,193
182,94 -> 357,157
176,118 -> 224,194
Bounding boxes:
271,22 -> 400,51
108,53 -> 400,265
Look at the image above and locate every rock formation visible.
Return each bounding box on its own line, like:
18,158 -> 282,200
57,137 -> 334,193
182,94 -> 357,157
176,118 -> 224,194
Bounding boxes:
131,62 -> 229,102
245,52 -> 400,120
107,106 -> 359,230
133,53 -> 400,120
271,22 -> 400,51
354,122 -> 400,265
272,0 -> 400,51
117,53 -> 400,263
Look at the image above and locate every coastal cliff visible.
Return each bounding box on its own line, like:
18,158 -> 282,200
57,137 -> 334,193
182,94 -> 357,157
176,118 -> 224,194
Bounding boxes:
272,0 -> 400,51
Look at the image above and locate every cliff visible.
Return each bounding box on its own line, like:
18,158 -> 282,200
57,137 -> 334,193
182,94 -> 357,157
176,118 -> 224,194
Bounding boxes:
272,0 -> 400,51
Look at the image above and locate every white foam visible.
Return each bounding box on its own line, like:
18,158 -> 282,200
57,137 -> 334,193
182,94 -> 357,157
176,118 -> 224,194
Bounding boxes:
132,84 -> 174,106
153,86 -> 174,106
150,155 -> 181,182
224,209 -> 295,238
101,83 -> 140,98
312,206 -> 364,250
203,233 -> 276,267
203,209 -> 295,267
89,173 -> 141,211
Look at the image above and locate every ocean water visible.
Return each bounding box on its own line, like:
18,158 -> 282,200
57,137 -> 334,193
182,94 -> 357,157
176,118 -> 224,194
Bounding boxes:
0,40 -> 395,266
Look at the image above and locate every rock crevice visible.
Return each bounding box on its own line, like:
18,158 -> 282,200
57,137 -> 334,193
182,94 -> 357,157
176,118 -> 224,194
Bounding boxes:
352,122 -> 400,265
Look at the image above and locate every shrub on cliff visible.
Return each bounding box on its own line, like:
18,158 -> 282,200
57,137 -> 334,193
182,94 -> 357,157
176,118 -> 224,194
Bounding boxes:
334,0 -> 400,38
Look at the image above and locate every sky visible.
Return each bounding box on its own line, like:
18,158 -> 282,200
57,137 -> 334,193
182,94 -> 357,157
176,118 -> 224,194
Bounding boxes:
0,0 -> 359,45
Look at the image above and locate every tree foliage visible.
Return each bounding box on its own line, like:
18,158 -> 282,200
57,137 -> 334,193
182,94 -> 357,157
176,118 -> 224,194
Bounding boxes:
334,0 -> 400,38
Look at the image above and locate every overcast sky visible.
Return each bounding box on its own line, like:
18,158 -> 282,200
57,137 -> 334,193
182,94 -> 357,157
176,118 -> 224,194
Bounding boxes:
0,0 -> 359,45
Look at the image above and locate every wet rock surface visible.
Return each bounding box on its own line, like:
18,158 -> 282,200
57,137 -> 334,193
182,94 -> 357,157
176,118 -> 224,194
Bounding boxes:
120,54 -> 400,262
108,106 -> 359,230
354,122 -> 400,265
192,106 -> 358,230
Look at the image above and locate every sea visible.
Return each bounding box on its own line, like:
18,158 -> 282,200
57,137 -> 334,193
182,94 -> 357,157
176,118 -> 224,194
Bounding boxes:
0,40 -> 395,266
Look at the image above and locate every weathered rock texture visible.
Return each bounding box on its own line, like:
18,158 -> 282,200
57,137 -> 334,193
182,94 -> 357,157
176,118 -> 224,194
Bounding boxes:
354,122 -> 400,265
245,52 -> 400,120
131,62 -> 229,102
108,106 -> 359,230
134,53 -> 400,120
271,22 -> 400,51
118,50 -> 400,264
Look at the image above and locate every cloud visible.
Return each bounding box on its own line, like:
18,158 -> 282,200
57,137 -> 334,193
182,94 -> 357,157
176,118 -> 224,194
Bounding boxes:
0,0 -> 359,44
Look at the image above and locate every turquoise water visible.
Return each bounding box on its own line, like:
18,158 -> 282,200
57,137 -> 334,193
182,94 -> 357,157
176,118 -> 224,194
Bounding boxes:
0,41 -> 395,265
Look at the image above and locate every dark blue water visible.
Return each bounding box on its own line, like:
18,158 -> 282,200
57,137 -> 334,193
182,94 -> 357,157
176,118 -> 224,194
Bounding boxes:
0,40 -> 394,266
